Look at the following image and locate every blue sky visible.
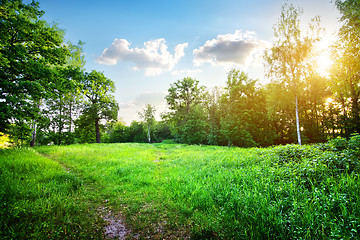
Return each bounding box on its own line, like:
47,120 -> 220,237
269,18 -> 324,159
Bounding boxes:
36,0 -> 341,124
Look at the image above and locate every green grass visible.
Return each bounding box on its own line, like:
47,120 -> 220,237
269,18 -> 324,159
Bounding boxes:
0,147 -> 104,239
1,137 -> 360,239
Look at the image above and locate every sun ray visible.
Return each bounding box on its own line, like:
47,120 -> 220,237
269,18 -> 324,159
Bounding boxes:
312,36 -> 336,77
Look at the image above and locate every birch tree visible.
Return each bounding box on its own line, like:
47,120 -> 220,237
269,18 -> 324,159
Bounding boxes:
264,3 -> 321,145
138,104 -> 156,143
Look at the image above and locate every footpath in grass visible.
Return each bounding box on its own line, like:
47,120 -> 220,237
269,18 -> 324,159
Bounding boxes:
0,147 -> 104,239
1,135 -> 360,239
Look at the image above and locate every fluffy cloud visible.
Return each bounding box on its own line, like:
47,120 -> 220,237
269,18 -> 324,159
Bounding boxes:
193,30 -> 268,67
96,38 -> 188,76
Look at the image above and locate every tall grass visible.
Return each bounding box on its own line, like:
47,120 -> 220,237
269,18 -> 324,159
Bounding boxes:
0,148 -> 104,239
1,135 -> 359,239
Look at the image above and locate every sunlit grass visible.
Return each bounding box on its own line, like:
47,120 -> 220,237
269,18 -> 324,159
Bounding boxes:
0,148 -> 105,239
0,133 -> 10,149
1,138 -> 360,239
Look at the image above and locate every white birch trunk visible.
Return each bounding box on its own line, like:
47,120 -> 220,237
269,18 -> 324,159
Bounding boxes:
147,126 -> 151,143
295,95 -> 302,145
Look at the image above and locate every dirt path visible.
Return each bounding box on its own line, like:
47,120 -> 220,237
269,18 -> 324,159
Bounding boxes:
98,206 -> 133,239
37,151 -> 134,239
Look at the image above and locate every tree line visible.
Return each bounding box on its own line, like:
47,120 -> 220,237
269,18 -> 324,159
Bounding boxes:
1,0 -> 359,147
0,0 -> 118,146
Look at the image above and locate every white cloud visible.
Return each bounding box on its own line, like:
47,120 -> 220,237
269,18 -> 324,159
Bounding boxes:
193,30 -> 269,67
96,38 -> 188,76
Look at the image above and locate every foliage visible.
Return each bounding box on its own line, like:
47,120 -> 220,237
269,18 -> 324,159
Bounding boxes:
104,120 -> 173,144
106,121 -> 130,143
165,77 -> 209,144
80,70 -> 119,143
264,3 -> 323,145
138,104 -> 156,143
0,0 -> 68,143
0,133 -> 10,149
153,121 -> 173,142
74,113 -> 97,143
39,66 -> 84,145
220,69 -> 276,147
330,0 -> 360,136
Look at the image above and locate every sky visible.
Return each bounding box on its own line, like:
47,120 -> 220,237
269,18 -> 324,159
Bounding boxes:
35,0 -> 341,124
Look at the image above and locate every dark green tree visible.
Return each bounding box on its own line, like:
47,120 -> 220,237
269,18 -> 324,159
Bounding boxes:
106,120 -> 130,143
165,77 -> 208,144
128,121 -> 147,143
220,69 -> 274,147
74,113 -> 97,143
0,0 -> 68,145
80,70 -> 119,143
205,87 -> 225,145
39,66 -> 84,145
153,120 -> 172,142
38,41 -> 86,145
265,81 -> 297,144
301,75 -> 331,143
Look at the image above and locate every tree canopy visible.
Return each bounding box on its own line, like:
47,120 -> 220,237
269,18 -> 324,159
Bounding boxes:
1,0 -> 359,147
0,0 -> 68,143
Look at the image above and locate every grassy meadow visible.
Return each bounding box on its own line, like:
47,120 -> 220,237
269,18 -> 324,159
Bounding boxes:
1,136 -> 360,239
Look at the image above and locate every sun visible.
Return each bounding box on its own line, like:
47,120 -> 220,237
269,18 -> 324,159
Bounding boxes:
316,52 -> 332,77
312,37 -> 335,77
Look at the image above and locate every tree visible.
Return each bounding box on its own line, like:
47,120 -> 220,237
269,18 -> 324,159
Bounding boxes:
264,3 -> 321,145
106,120 -> 130,143
266,81 -> 297,144
220,69 -> 274,147
301,75 -> 330,143
0,0 -> 68,145
81,70 -> 119,143
330,0 -> 360,135
128,121 -> 147,143
138,104 -> 156,143
205,87 -> 225,145
38,41 -> 86,145
165,77 -> 208,144
153,120 -> 172,142
39,66 -> 84,145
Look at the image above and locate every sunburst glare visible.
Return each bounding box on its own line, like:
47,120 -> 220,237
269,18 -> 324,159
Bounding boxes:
313,37 -> 336,77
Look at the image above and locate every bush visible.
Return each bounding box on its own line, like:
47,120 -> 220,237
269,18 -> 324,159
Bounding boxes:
273,144 -> 319,164
161,139 -> 177,144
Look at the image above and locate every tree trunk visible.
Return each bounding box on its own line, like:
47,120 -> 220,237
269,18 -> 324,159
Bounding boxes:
350,84 -> 360,133
30,122 -> 36,147
147,125 -> 151,143
69,100 -> 72,133
227,138 -> 233,147
95,119 -> 101,143
59,105 -> 62,145
295,95 -> 302,145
